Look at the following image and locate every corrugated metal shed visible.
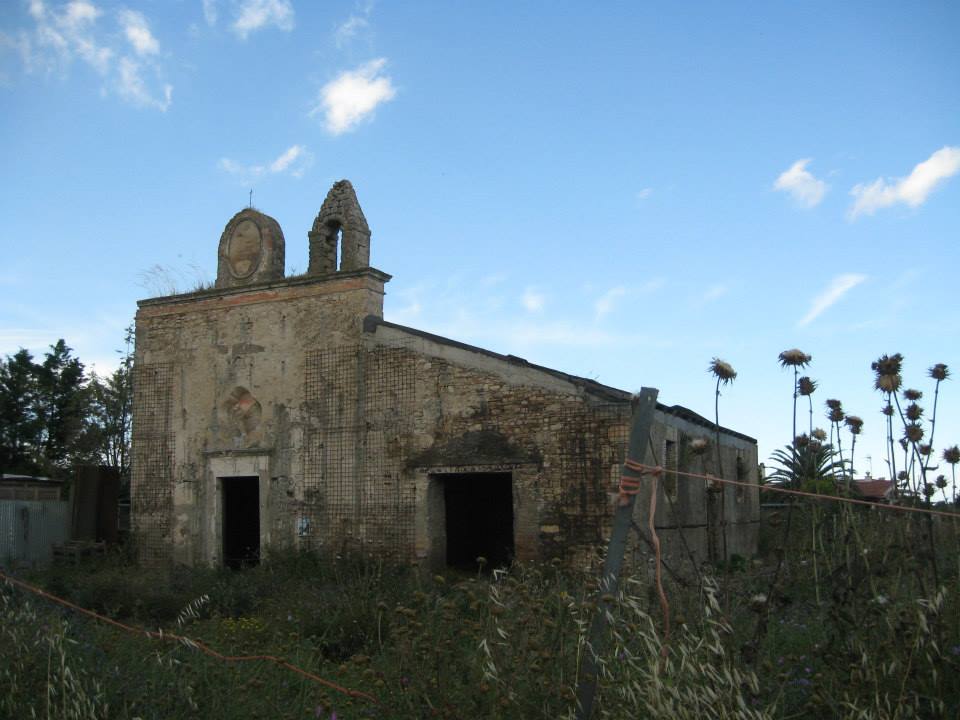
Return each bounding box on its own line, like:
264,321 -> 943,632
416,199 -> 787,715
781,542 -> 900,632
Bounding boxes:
0,500 -> 71,567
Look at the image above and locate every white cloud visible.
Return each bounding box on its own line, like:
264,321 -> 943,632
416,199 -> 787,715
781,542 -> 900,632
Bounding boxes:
335,15 -> 368,47
219,144 -> 312,181
117,57 -> 171,111
268,144 -> 304,173
636,188 -> 653,200
202,0 -> 218,26
594,286 -> 626,319
6,1 -> 172,110
118,9 -> 158,56
521,288 -> 545,313
701,284 -> 728,303
849,146 -> 960,219
773,159 -> 827,208
232,0 -> 294,39
798,273 -> 867,327
312,58 -> 396,135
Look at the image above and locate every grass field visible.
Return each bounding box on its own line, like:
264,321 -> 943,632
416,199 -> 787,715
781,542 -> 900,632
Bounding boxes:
2,505 -> 959,719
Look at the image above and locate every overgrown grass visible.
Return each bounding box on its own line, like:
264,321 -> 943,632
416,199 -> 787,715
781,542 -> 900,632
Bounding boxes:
2,509 -> 959,719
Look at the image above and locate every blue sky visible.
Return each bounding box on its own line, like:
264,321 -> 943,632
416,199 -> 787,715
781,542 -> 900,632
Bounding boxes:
2,1 -> 958,489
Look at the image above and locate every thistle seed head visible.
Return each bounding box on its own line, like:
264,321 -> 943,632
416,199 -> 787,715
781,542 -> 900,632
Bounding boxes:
779,349 -> 812,368
942,445 -> 960,465
929,363 -> 950,381
708,358 -> 737,384
797,376 -> 817,396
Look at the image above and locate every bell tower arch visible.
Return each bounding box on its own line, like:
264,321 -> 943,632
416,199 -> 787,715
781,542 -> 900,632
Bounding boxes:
308,180 -> 371,275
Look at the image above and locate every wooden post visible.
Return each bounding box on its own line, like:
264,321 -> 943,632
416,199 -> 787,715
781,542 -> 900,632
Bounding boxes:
575,387 -> 659,720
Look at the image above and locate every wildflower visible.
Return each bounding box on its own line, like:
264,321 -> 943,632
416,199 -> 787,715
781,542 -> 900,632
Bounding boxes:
903,388 -> 922,401
929,363 -> 950,381
872,353 -> 903,393
845,415 -> 864,434
708,357 -> 737,384
811,428 -> 827,442
797,376 -> 817,396
779,349 -> 812,368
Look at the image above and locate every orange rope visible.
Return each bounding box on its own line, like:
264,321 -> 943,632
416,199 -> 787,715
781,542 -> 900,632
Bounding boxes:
625,463 -> 960,520
0,570 -> 379,704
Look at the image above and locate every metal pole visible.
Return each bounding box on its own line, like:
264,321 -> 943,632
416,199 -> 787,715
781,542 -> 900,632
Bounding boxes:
575,387 -> 659,720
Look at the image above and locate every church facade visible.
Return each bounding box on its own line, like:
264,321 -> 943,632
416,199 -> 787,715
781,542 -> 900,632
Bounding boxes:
132,181 -> 759,570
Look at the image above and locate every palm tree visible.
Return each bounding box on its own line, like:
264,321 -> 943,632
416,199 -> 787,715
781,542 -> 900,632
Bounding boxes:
769,438 -> 846,493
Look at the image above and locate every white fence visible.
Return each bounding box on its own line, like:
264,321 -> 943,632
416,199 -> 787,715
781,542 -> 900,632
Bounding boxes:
0,500 -> 71,567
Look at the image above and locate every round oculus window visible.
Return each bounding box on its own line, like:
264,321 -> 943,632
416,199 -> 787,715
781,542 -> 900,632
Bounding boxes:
227,219 -> 263,279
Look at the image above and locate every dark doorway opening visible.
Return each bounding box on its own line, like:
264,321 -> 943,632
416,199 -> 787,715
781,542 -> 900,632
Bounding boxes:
443,472 -> 514,571
222,476 -> 260,569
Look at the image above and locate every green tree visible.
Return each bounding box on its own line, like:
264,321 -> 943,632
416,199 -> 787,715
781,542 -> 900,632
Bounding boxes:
0,349 -> 42,474
87,326 -> 134,483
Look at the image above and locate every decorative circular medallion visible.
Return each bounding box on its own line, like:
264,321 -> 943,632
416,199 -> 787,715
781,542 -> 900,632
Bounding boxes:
227,219 -> 263,279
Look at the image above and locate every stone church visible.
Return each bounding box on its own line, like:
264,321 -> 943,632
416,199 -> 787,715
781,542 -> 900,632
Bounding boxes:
132,180 -> 759,570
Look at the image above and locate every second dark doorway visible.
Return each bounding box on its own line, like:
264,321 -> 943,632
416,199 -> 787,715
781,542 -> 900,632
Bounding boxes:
443,472 -> 514,571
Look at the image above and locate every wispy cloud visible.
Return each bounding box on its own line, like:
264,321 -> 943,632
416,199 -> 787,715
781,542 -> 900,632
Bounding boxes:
849,146 -> 960,219
774,159 -> 827,208
594,286 -> 626,319
311,58 -> 396,135
232,0 -> 294,39
117,57 -> 171,110
5,1 -> 171,110
521,287 -> 545,313
701,284 -> 728,303
219,144 -> 312,181
636,188 -> 653,201
798,273 -> 867,327
119,9 -> 158,56
202,0 -> 218,26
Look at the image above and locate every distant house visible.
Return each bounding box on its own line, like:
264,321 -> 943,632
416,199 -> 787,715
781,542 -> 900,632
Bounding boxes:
852,476 -> 894,502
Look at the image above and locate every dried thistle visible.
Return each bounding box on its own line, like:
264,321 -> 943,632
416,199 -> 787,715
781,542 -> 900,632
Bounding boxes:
923,483 -> 936,498
903,388 -> 923,401
881,403 -> 894,417
708,358 -> 737,384
872,353 -> 903,393
919,444 -> 932,456
779,348 -> 812,368
935,475 -> 948,489
845,415 -> 864,434
797,376 -> 817,396
943,445 -> 960,465
906,403 -> 924,421
825,398 -> 842,410
903,423 -> 924,444
827,404 -> 845,423
929,363 -> 950,381
811,427 -> 827,442
794,434 -> 810,448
